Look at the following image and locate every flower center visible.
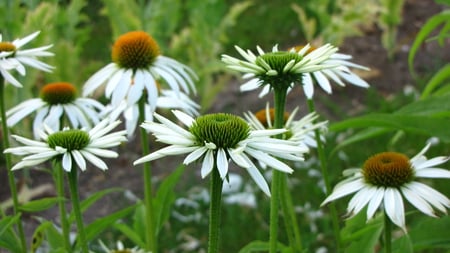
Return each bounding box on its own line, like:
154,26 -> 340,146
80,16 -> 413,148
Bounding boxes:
47,130 -> 90,152
40,82 -> 77,105
362,152 -> 414,187
190,113 -> 250,148
255,108 -> 289,128
256,52 -> 304,88
111,31 -> 160,70
0,42 -> 16,54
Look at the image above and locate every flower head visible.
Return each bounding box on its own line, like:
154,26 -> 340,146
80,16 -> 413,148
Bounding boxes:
0,31 -> 53,87
244,104 -> 327,148
221,44 -> 337,94
6,82 -> 106,138
222,43 -> 370,99
134,110 -> 308,196
4,119 -> 127,172
321,144 -> 450,231
83,31 -> 197,111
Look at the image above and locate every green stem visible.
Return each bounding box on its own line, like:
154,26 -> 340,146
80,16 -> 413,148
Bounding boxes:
67,168 -> 88,253
53,160 -> 72,252
0,77 -> 27,251
138,97 -> 157,252
207,166 -> 224,253
384,212 -> 392,253
280,174 -> 303,252
306,98 -> 342,252
269,87 -> 288,253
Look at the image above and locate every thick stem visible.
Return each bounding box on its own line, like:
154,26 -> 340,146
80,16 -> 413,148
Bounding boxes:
53,160 -> 72,252
138,97 -> 157,252
0,77 -> 27,251
67,168 -> 88,253
280,173 -> 303,252
307,98 -> 342,252
207,166 -> 224,253
384,212 -> 392,253
269,87 -> 288,253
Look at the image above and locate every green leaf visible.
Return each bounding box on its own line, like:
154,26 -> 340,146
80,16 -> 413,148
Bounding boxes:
392,234 -> 413,253
80,204 -> 137,246
18,197 -> 62,212
0,215 -> 23,253
238,240 -> 292,253
420,64 -> 450,99
154,165 -> 186,234
31,221 -> 65,253
329,113 -> 450,142
396,93 -> 450,116
330,128 -> 391,157
112,222 -> 146,249
341,211 -> 384,253
409,216 -> 450,251
408,10 -> 450,77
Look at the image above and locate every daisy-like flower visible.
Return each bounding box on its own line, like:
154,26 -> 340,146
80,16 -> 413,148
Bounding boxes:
83,31 -> 197,111
6,82 -> 106,138
99,240 -> 150,253
0,31 -> 53,87
105,88 -> 199,138
134,110 -> 308,196
222,44 -> 369,98
244,103 -> 328,148
4,119 -> 127,172
321,144 -> 450,231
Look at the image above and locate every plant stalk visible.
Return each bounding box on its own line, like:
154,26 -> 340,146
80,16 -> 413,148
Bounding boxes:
53,160 -> 72,252
307,98 -> 342,252
207,166 -> 224,253
0,77 -> 27,251
67,167 -> 88,253
138,97 -> 157,252
384,212 -> 392,253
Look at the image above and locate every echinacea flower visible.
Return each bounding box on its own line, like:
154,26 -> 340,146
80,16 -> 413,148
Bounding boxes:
6,82 -> 106,138
134,110 -> 308,196
222,44 -> 369,98
4,119 -> 127,172
105,88 -> 199,138
83,31 -> 197,111
221,44 -> 337,95
244,103 -> 327,148
0,31 -> 53,87
321,144 -> 450,230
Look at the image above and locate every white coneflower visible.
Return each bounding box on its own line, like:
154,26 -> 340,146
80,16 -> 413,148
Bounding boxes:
321,144 -> 450,230
7,82 -> 105,138
5,119 -> 127,172
0,31 -> 53,87
134,110 -> 308,196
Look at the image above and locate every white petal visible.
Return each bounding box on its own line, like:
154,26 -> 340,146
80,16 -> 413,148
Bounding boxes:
401,185 -> 436,217
62,153 -> 73,172
415,168 -> 450,178
80,150 -> 108,171
201,149 -> 214,178
384,188 -> 405,230
216,148 -> 229,179
72,150 -> 87,171
366,187 -> 385,220
321,178 -> 365,206
184,146 -> 208,164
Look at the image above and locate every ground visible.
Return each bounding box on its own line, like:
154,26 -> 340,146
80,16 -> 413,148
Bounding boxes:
1,0 -> 449,251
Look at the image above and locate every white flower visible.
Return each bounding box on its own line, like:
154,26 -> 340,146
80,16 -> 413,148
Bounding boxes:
223,44 -> 369,99
4,119 -> 127,172
0,31 -> 53,87
83,31 -> 197,111
134,110 -> 308,196
321,144 -> 450,231
104,89 -> 199,138
244,103 -> 327,148
6,82 -> 106,138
